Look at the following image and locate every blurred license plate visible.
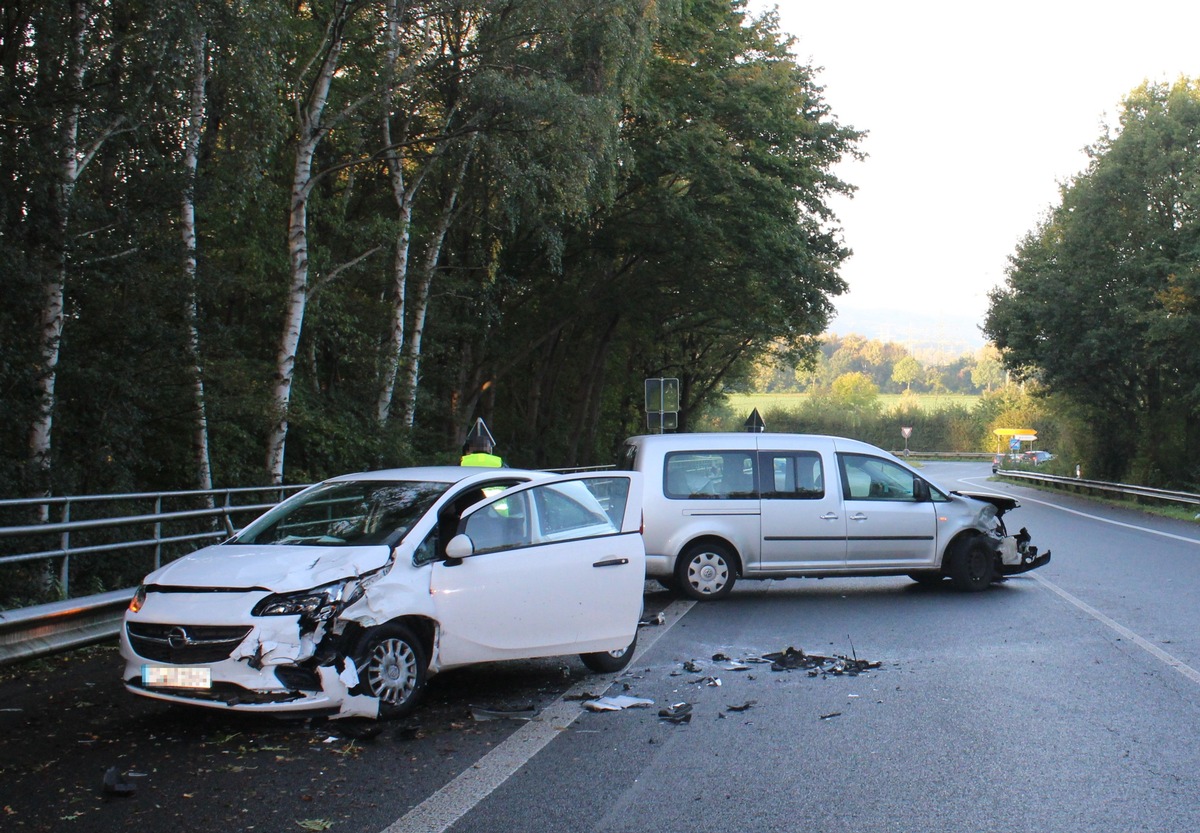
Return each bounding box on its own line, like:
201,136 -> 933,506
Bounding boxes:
142,665 -> 211,689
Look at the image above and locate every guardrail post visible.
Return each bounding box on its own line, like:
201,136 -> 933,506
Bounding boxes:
153,495 -> 163,570
58,501 -> 70,598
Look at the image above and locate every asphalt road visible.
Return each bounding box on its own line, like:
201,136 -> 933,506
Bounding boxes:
3,462 -> 1199,833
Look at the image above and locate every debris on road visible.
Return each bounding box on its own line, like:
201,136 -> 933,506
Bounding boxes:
819,711 -> 842,720
583,695 -> 654,712
726,700 -> 756,712
639,612 -> 666,627
762,646 -> 880,676
658,703 -> 693,724
101,766 -> 137,797
469,705 -> 538,721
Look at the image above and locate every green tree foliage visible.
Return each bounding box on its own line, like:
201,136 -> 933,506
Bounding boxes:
891,355 -> 921,391
986,79 -> 1200,486
0,1 -> 862,496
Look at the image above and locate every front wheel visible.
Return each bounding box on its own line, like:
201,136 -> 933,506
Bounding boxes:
676,542 -> 736,600
353,623 -> 427,719
946,537 -> 996,592
580,631 -> 638,673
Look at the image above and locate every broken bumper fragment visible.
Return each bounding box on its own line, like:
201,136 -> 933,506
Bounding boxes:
996,526 -> 1051,576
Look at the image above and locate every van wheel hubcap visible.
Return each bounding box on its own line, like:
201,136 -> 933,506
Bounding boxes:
688,552 -> 728,594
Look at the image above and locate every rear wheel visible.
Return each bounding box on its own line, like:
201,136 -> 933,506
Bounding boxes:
947,537 -> 996,592
580,631 -> 638,673
675,542 -> 736,600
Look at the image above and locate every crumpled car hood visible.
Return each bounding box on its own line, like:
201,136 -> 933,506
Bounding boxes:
143,543 -> 392,593
952,491 -> 1019,516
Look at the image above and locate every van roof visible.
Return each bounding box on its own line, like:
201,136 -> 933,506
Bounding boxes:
623,433 -> 889,456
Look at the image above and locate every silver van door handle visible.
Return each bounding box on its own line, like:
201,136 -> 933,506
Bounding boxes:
819,512 -> 839,521
849,512 -> 868,522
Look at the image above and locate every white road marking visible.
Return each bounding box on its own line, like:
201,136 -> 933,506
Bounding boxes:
958,472 -> 1200,685
380,599 -> 694,833
1030,572 -> 1200,686
956,475 -> 1200,546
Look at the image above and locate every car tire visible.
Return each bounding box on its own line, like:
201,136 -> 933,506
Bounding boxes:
580,631 -> 638,673
353,622 -> 427,719
675,542 -> 736,600
946,537 -> 996,592
907,571 -> 944,587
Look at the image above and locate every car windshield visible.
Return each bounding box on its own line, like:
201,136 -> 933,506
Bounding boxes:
234,480 -> 450,547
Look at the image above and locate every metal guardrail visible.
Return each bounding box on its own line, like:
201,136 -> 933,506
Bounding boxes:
994,469 -> 1200,508
0,484 -> 307,666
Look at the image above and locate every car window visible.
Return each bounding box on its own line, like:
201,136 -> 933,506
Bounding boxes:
460,491 -> 532,554
458,478 -> 631,554
760,451 -> 824,499
413,478 -> 529,565
839,454 -> 920,502
664,451 -> 757,499
532,478 -> 628,540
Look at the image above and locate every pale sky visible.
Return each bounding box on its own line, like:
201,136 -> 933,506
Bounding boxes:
753,0 -> 1200,346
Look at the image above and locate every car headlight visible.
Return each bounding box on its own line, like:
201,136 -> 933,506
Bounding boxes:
252,579 -> 365,621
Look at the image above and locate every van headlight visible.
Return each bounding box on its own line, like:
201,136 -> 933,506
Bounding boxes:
975,503 -> 998,528
252,579 -> 365,621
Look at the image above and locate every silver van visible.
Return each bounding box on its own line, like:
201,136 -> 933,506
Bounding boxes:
618,433 -> 1049,600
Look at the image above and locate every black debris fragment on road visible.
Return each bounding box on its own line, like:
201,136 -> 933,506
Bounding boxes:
658,702 -> 693,724
101,766 -> 137,797
762,646 -> 880,676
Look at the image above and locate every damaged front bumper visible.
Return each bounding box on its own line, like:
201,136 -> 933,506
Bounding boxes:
119,616 -> 381,720
996,526 -> 1051,576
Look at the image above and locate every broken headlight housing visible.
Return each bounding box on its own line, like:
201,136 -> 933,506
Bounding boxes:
252,578 -> 365,622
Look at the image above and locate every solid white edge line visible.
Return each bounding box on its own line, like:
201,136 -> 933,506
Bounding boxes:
1030,572 -> 1200,686
379,598 -> 695,833
957,472 -> 1200,685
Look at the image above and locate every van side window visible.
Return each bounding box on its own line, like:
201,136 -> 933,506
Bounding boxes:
839,454 -> 919,501
664,452 -> 757,499
760,452 -> 824,499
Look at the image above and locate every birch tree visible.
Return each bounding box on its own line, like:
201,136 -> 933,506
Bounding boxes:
266,0 -> 372,484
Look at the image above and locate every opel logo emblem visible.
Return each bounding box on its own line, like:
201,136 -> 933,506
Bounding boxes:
166,627 -> 191,649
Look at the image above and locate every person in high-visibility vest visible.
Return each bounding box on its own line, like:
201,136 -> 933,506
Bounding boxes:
460,418 -> 503,467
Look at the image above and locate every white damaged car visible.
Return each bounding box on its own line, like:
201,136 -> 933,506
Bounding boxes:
120,467 -> 645,719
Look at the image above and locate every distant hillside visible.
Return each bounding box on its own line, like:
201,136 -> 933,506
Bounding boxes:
826,305 -> 986,361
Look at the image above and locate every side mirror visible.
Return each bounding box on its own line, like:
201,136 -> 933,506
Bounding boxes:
444,533 -> 474,562
913,479 -> 930,502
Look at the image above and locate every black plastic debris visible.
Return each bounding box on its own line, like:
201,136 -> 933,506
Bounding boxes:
726,700 -> 756,712
470,705 -> 537,721
682,660 -> 702,673
102,766 -> 136,797
658,702 -> 693,724
819,711 -> 842,720
762,646 -> 880,676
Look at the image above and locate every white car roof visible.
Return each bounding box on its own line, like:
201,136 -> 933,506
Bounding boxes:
323,465 -> 548,485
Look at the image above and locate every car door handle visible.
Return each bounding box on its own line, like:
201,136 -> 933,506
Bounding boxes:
819,512 -> 839,521
849,512 -> 868,521
593,558 -> 629,568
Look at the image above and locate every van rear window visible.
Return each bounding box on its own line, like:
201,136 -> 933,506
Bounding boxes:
664,452 -> 757,499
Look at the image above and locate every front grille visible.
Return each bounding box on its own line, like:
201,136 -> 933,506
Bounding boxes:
126,623 -> 252,664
